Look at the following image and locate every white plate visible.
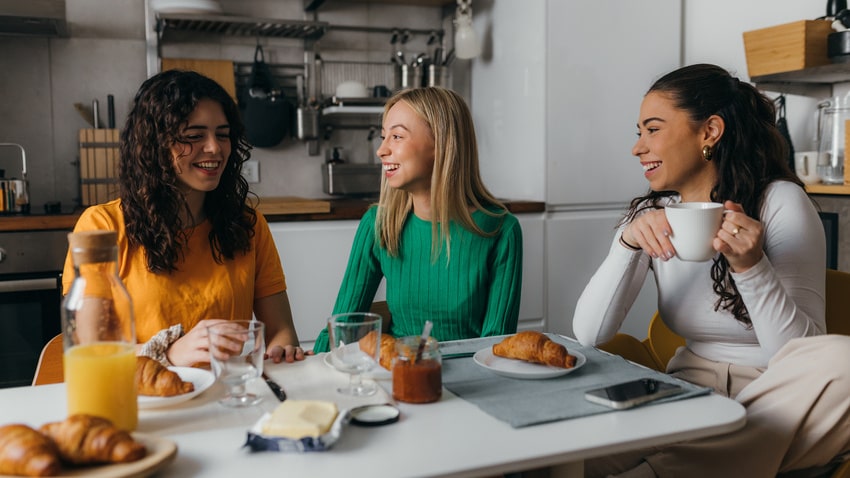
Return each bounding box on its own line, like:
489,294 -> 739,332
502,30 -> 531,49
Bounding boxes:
151,0 -> 223,14
0,433 -> 177,478
138,367 -> 215,409
322,352 -> 391,380
473,347 -> 587,380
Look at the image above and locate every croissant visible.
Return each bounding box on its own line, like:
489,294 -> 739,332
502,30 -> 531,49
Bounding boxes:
0,424 -> 62,477
39,414 -> 146,465
358,330 -> 397,369
136,355 -> 194,396
492,331 -> 577,368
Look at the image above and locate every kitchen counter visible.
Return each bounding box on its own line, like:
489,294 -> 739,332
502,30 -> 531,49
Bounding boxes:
0,199 -> 545,232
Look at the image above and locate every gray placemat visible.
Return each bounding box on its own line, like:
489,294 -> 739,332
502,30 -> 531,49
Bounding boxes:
440,335 -> 711,428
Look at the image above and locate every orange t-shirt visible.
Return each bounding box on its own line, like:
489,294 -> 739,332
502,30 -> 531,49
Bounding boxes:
62,199 -> 287,342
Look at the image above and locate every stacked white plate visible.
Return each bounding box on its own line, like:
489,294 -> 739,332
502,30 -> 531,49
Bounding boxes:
152,0 -> 223,14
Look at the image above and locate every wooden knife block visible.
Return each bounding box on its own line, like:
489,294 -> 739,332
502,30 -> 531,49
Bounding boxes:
78,128 -> 120,206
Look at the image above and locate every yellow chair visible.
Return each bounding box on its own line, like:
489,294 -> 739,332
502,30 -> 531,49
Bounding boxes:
599,269 -> 850,478
32,334 -> 64,386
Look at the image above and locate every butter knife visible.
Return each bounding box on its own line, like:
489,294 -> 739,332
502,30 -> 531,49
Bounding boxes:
443,352 -> 475,360
262,372 -> 287,402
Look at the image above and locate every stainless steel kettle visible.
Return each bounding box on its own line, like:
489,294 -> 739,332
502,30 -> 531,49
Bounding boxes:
0,143 -> 30,214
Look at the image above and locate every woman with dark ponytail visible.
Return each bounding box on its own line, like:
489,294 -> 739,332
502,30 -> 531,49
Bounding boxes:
574,64 -> 850,477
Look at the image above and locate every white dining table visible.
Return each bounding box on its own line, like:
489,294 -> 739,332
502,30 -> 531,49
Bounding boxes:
0,351 -> 746,478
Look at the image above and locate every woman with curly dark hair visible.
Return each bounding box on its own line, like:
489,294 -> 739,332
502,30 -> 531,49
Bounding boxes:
62,70 -> 307,366
573,64 -> 850,476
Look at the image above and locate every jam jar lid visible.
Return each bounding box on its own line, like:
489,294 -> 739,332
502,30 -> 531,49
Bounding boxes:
349,404 -> 400,427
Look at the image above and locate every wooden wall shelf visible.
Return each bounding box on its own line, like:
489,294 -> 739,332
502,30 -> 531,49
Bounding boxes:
805,184 -> 850,195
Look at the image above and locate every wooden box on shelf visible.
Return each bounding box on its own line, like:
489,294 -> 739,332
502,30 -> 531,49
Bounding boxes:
743,20 -> 833,77
78,128 -> 119,207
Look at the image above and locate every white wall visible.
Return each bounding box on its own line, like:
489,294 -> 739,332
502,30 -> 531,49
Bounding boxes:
684,1 -> 827,151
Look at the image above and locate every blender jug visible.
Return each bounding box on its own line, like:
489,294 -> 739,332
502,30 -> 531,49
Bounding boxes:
816,95 -> 850,184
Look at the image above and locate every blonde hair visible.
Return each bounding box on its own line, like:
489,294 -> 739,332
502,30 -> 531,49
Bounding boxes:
375,87 -> 507,261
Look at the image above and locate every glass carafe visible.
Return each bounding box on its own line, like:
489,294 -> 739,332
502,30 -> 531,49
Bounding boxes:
62,230 -> 137,430
816,94 -> 850,184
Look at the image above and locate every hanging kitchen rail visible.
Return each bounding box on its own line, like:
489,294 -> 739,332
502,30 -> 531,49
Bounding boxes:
155,13 -> 442,44
303,0 -> 454,12
327,24 -> 442,38
156,13 -> 329,43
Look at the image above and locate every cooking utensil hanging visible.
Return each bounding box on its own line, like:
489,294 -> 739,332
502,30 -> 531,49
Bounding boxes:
242,43 -> 292,148
107,94 -> 116,129
774,95 -> 795,173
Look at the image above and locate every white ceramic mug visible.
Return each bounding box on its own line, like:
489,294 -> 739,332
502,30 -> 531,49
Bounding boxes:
665,202 -> 724,262
794,151 -> 821,185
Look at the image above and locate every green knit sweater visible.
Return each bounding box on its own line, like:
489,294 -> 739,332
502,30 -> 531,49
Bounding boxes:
313,206 -> 523,353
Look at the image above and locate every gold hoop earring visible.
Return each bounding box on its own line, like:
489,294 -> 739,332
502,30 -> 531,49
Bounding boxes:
702,145 -> 713,162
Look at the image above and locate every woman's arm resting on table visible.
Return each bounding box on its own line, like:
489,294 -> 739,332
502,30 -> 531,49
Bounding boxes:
255,291 -> 308,363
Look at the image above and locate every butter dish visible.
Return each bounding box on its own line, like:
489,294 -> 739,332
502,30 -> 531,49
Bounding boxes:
244,409 -> 349,452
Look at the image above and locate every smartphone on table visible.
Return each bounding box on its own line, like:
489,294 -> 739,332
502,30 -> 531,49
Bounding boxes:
584,378 -> 685,410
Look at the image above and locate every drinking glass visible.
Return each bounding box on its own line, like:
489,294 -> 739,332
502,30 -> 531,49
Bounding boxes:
328,312 -> 382,396
208,320 -> 265,407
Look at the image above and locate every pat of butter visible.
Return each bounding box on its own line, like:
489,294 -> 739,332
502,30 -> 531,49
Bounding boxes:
262,400 -> 339,439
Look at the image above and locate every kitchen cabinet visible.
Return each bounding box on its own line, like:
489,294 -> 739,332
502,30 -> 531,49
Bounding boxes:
545,211 -> 659,339
269,214 -> 545,349
268,219 -> 371,349
471,0 -> 680,338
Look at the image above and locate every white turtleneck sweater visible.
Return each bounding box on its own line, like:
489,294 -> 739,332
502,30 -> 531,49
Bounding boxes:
573,181 -> 826,368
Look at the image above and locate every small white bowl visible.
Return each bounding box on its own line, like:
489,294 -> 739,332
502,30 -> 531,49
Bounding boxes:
335,81 -> 368,98
152,0 -> 222,14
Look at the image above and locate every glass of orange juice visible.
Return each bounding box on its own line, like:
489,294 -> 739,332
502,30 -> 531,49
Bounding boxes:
62,231 -> 137,431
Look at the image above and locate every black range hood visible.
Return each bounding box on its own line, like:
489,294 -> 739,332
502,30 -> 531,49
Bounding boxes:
0,0 -> 68,38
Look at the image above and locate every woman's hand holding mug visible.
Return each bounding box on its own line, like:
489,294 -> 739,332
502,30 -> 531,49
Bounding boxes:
622,200 -> 763,271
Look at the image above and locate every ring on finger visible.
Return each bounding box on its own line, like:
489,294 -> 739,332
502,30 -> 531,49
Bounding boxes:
732,226 -> 740,236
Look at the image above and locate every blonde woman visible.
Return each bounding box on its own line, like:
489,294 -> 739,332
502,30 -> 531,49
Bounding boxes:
313,87 -> 522,352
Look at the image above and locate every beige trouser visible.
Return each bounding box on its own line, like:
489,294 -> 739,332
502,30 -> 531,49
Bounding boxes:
586,334 -> 850,478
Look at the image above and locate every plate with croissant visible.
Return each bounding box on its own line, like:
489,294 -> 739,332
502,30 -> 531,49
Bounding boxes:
137,357 -> 215,409
473,331 -> 587,379
0,414 -> 177,478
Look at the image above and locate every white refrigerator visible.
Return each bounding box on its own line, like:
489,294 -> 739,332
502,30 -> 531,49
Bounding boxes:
471,0 -> 682,338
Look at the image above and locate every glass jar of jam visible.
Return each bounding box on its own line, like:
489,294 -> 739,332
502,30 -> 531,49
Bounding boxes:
392,336 -> 442,403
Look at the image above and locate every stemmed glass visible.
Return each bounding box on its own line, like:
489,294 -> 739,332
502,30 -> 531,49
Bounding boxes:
208,320 -> 265,407
328,312 -> 382,396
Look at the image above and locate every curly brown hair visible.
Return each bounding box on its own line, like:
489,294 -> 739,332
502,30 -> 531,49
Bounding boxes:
621,64 -> 804,326
119,69 -> 256,273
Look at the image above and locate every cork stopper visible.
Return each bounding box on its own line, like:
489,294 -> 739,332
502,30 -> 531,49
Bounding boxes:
68,230 -> 117,264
